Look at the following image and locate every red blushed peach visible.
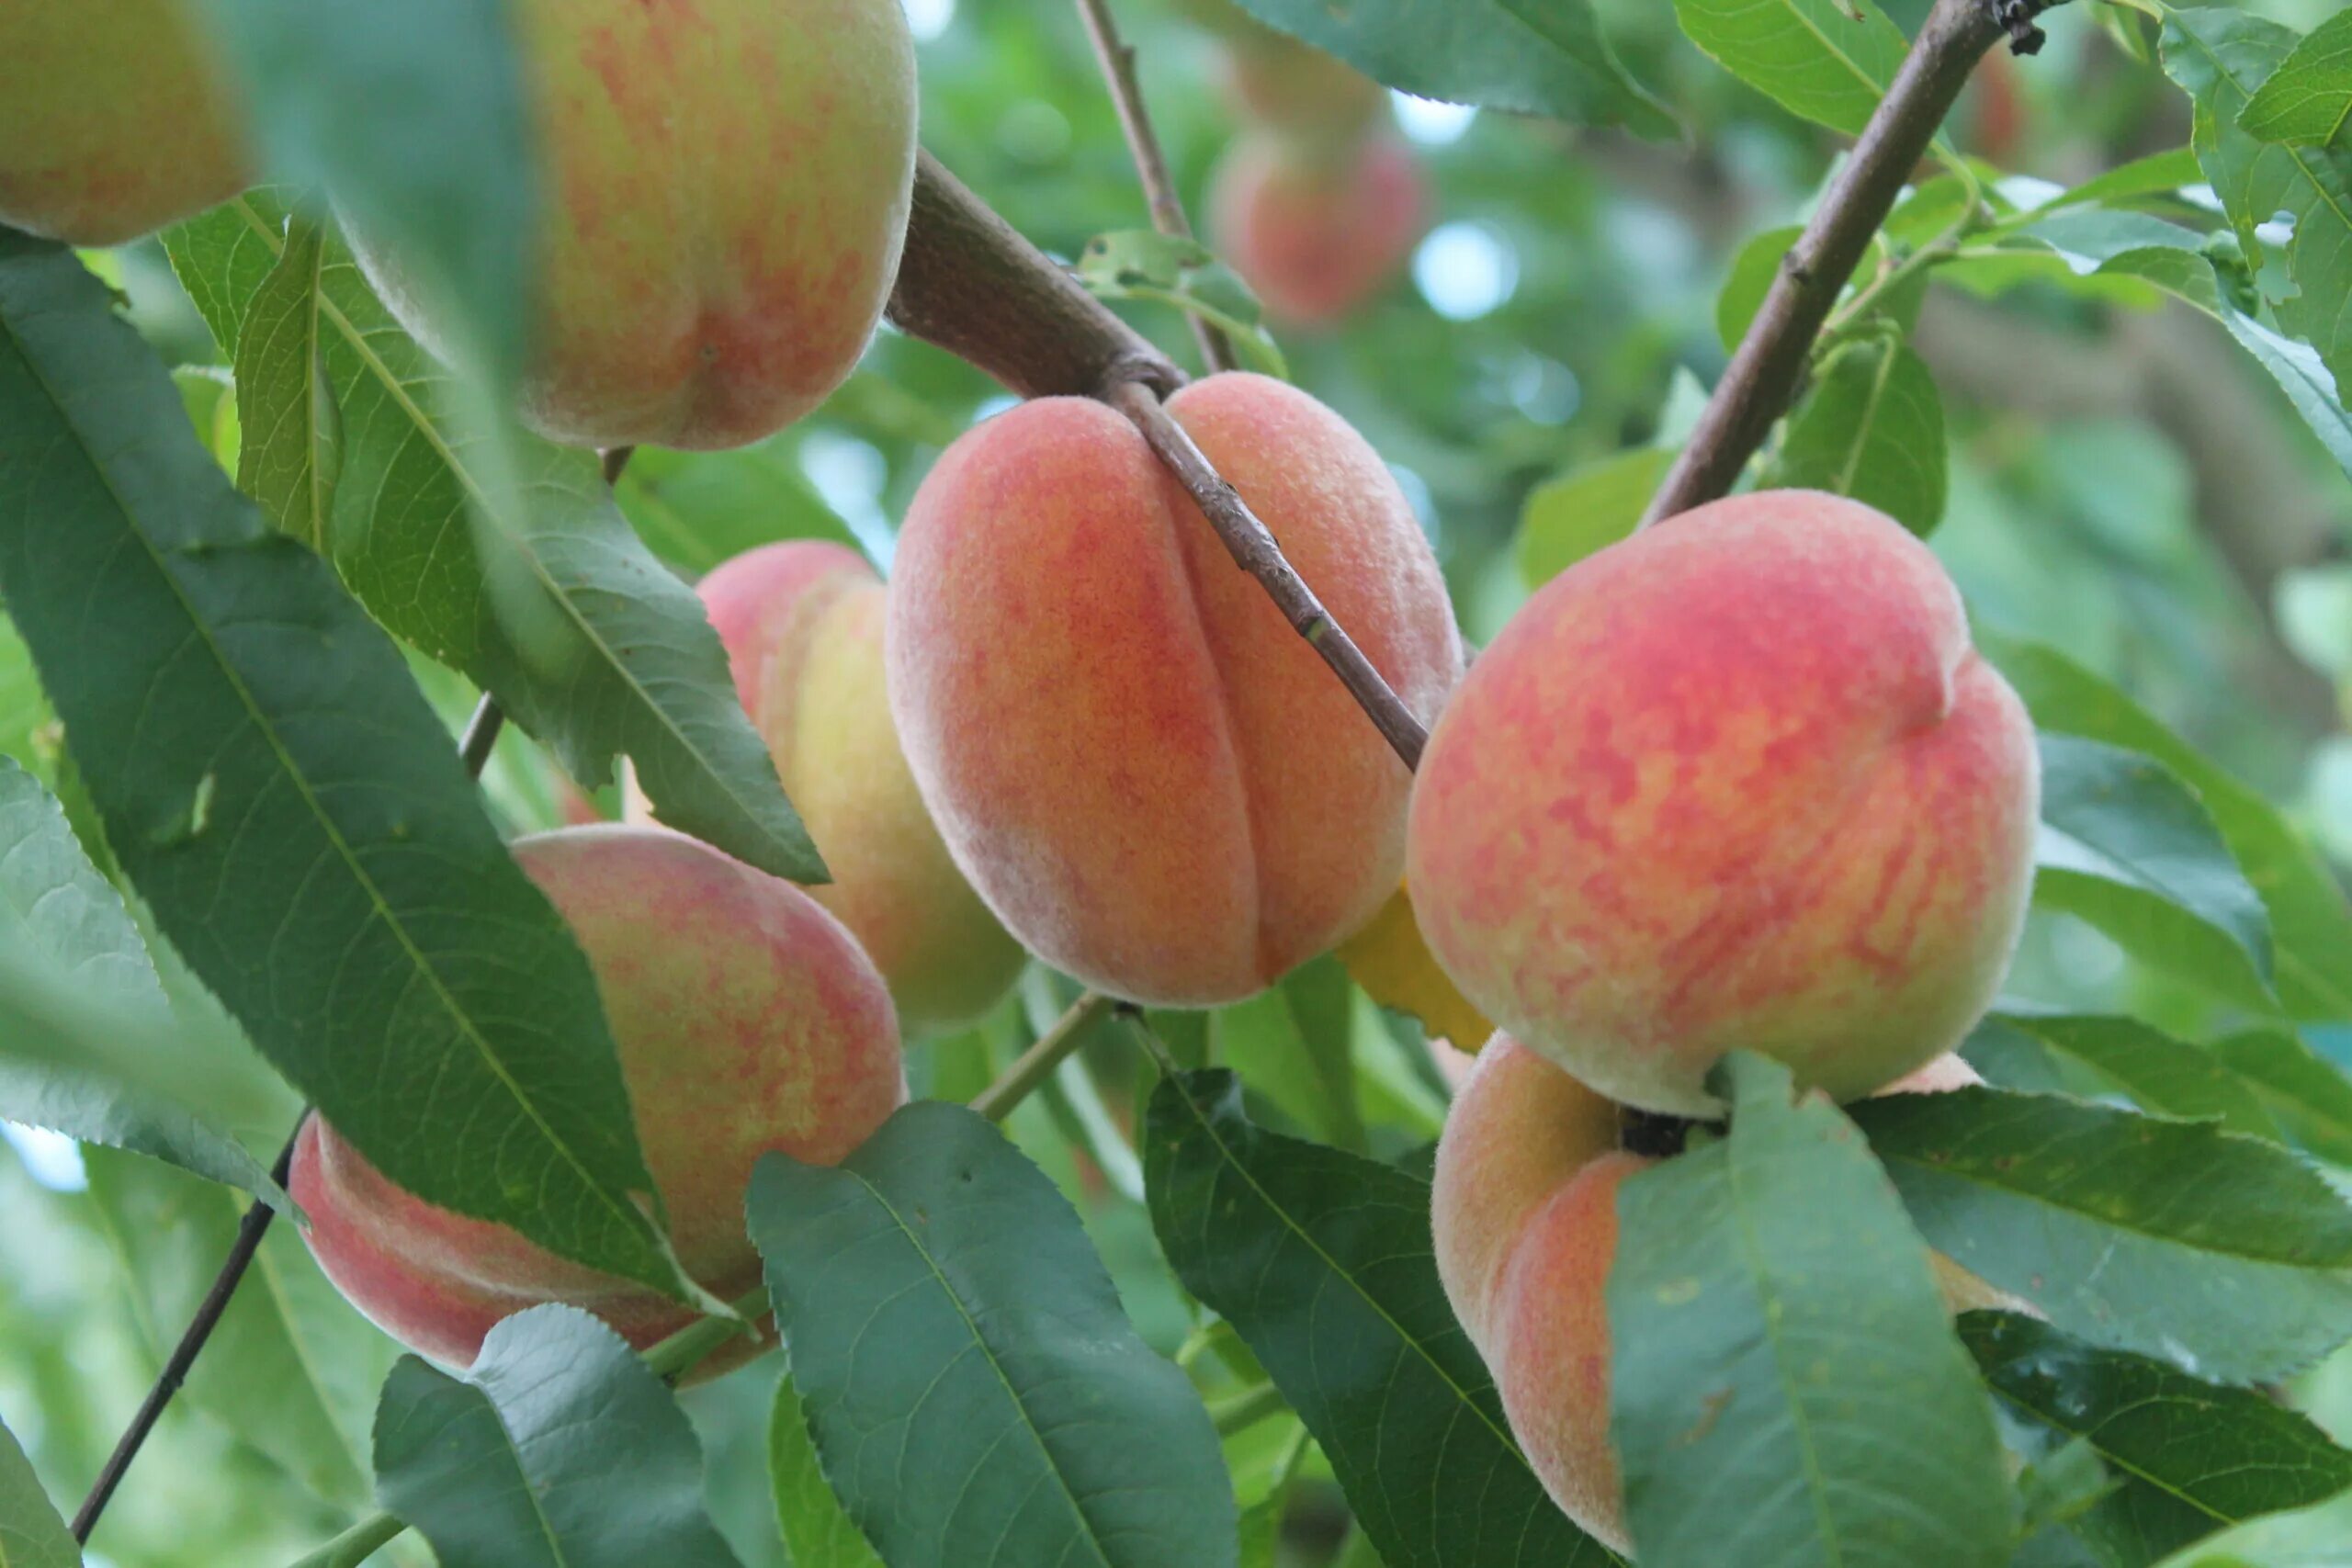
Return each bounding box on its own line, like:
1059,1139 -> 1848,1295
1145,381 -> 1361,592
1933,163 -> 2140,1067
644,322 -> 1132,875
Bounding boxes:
887,373 -> 1463,1008
1408,491 -> 2039,1118
345,0 -> 916,451
1,0 -> 251,245
290,825 -> 903,1373
662,541 -> 1028,1036
1431,1036 -> 2023,1552
1209,131 -> 1429,327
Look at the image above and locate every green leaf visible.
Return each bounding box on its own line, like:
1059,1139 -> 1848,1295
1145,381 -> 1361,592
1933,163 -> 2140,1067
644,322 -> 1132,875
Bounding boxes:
1982,630 -> 2352,1022
2163,9 -> 2352,404
0,230 -> 691,1298
2214,282 -> 2352,483
163,193 -> 824,884
1217,0 -> 1673,134
232,214 -> 342,550
2208,1029 -> 2352,1166
2031,146 -> 2206,211
194,0 -> 536,389
615,444 -> 857,579
0,758 -> 280,1197
1076,231 -> 1289,378
1213,956 -> 1365,1152
1852,1087 -> 2352,1382
0,614 -> 45,776
1672,0 -> 1911,137
1515,446 -> 1668,588
1609,1053 -> 2010,1568
2154,1485 -> 2352,1566
83,1145 -> 390,1509
374,1304 -> 741,1568
2032,734 -> 2278,1011
2236,8 -> 2352,148
0,1408 -> 77,1568
1716,223 -> 1804,352
1982,1013 -> 2281,1140
1964,1312 -> 2352,1566
768,1359 -> 883,1568
1145,1066 -> 1621,1568
751,1100 -> 1239,1568
1758,337 -> 1948,536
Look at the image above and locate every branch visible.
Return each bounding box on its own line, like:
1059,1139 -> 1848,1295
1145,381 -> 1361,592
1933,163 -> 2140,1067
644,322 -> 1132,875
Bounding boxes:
969,990 -> 1116,1122
1641,0 -> 2047,526
889,152 -> 1428,772
1071,0 -> 1237,372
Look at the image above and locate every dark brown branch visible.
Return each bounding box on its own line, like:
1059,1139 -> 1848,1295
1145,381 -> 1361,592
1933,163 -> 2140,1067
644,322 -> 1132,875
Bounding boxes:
1107,378 -> 1428,769
1642,0 -> 2043,526
1071,0 -> 1237,373
73,1127 -> 300,1543
888,151 -> 1182,400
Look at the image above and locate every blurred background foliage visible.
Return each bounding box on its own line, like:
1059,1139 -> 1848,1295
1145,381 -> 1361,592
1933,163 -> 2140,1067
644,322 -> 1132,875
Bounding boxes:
10,0 -> 2352,1562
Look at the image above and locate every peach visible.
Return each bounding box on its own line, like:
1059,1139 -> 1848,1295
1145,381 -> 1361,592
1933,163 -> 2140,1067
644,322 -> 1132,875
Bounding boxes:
887,373 -> 1463,1007
1209,131 -> 1429,327
1431,1036 -> 2018,1552
1408,491 -> 2038,1118
678,540 -> 1028,1036
0,0 -> 251,245
290,825 -> 903,1372
345,0 -> 916,451
1220,35 -> 1390,144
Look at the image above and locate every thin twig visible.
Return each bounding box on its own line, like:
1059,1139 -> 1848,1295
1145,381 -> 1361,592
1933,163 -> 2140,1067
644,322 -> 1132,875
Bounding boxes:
1071,0 -> 1237,372
1107,378 -> 1429,770
970,992 -> 1117,1122
71,1128 -> 300,1543
1641,0 -> 2048,526
457,694 -> 505,777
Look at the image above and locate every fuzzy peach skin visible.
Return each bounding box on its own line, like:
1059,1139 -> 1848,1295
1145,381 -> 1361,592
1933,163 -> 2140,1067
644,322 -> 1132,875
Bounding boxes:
1407,491 -> 2039,1118
290,826 -> 904,1374
670,541 -> 1028,1035
345,0 -> 915,451
1210,131 -> 1428,327
887,374 -> 1463,1007
0,0 -> 251,245
1431,1035 -> 2021,1552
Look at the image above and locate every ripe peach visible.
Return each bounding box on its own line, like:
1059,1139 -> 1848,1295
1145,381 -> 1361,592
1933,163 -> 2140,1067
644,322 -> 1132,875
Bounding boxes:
887,373 -> 1462,1007
0,0 -> 251,245
681,540 -> 1028,1036
1408,491 -> 2038,1118
290,825 -> 903,1372
1209,131 -> 1429,327
1431,1036 -> 2018,1552
345,0 -> 916,451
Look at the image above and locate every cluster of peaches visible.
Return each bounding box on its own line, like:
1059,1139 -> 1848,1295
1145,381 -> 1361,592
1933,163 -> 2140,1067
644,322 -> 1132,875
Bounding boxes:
5,0 -> 2041,1553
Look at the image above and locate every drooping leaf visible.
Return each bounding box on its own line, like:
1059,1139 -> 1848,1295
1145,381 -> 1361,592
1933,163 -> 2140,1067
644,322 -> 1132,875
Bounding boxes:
1853,1086 -> 2352,1382
2032,734 -> 2278,1011
1672,0 -> 1911,137
0,1408 -> 78,1568
751,1100 -> 1239,1568
1514,446 -> 1668,588
231,214 -> 342,549
1964,1313 -> 2352,1567
1609,1053 -> 2010,1568
191,0 -> 537,389
1758,337 -> 1948,536
0,758 -> 280,1197
1145,1066 -> 1620,1568
2235,7 -> 2352,148
1982,1013 -> 2280,1141
374,1305 -> 742,1568
1983,631 -> 2352,1021
2208,1028 -> 2352,1165
163,193 -> 825,884
0,229 -> 691,1298
2164,8 -> 2352,402
1215,0 -> 1673,134
83,1145 -> 390,1509
768,1359 -> 883,1568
